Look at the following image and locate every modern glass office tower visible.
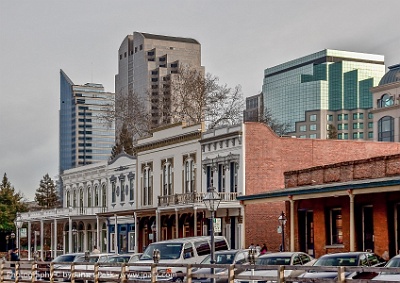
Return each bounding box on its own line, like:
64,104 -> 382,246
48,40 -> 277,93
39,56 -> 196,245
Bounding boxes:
262,49 -> 385,140
60,70 -> 115,173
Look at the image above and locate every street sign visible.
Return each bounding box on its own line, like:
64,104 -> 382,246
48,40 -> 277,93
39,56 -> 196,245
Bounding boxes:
20,228 -> 27,238
214,218 -> 221,233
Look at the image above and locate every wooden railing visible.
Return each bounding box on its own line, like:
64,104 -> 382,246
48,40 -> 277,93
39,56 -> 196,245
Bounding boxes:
1,260 -> 399,283
158,192 -> 240,207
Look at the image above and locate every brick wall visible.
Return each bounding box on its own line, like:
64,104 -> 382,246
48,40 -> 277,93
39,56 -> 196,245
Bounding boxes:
244,122 -> 400,250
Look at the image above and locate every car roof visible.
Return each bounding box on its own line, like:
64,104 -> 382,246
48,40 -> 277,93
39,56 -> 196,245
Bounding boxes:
320,252 -> 366,258
148,235 -> 226,244
215,249 -> 247,254
259,252 -> 299,258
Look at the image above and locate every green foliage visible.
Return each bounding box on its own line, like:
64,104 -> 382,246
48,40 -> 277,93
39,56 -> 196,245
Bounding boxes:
0,173 -> 28,231
35,174 -> 60,209
327,124 -> 338,139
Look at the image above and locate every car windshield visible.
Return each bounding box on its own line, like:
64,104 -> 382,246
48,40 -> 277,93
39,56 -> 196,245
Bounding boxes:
256,256 -> 291,266
381,257 -> 400,274
313,255 -> 358,267
140,243 -> 183,260
128,255 -> 140,263
53,255 -> 77,263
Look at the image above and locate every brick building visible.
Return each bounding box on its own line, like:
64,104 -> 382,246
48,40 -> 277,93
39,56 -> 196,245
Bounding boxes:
240,122 -> 400,255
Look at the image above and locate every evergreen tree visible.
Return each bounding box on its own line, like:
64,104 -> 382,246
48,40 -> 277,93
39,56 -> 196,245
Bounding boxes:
35,174 -> 60,209
0,173 -> 27,231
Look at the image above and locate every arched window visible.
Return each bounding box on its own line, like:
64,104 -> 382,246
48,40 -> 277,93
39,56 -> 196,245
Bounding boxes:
378,116 -> 394,141
184,158 -> 195,193
66,190 -> 71,207
94,185 -> 99,206
87,186 -> 92,208
73,189 -> 77,208
129,175 -> 135,202
79,187 -> 84,208
111,181 -> 116,203
102,184 -> 107,207
163,160 -> 173,196
120,176 -> 126,203
143,165 -> 152,206
378,94 -> 394,108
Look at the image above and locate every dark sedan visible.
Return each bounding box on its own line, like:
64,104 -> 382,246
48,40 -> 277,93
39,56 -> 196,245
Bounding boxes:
298,251 -> 386,281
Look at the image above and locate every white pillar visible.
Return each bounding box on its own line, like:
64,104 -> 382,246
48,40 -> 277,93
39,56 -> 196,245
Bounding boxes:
40,220 -> 44,260
114,214 -> 118,254
134,212 -> 138,253
194,207 -> 198,237
290,198 -> 295,252
96,215 -> 100,252
175,208 -> 179,238
69,217 -> 72,253
53,219 -> 57,258
28,222 -> 31,260
83,224 -> 88,252
156,210 -> 160,242
349,190 -> 355,251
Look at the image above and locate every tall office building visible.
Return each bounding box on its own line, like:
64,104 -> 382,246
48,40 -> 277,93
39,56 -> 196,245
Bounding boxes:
60,70 -> 115,173
115,32 -> 204,140
262,49 -> 385,140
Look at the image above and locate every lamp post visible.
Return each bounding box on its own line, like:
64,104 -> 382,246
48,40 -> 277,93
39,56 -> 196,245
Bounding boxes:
10,232 -> 16,250
14,213 -> 23,250
203,187 -> 221,283
278,211 -> 287,252
151,222 -> 156,243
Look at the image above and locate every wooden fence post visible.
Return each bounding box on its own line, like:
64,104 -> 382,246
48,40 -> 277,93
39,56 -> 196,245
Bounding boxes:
337,266 -> 345,283
228,265 -> 234,283
151,263 -> 157,283
0,260 -> 4,283
15,261 -> 20,283
277,265 -> 285,283
50,262 -> 54,283
186,264 -> 192,283
121,263 -> 127,283
93,263 -> 99,283
71,263 -> 75,283
31,262 -> 37,283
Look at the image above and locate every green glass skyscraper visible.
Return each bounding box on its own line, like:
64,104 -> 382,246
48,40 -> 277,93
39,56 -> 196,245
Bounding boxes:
262,49 -> 385,140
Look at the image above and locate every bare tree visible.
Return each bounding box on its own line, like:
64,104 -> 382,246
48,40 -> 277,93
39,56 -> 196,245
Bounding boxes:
262,107 -> 291,136
169,66 -> 244,129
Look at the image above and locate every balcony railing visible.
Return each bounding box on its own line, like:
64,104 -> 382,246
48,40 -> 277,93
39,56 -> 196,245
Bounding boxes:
158,191 -> 240,207
20,206 -> 108,221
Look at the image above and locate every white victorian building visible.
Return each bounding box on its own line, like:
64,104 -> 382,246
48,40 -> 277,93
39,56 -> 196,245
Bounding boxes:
19,123 -> 245,259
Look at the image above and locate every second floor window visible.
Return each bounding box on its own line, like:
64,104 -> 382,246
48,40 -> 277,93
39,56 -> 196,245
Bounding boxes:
130,177 -> 134,201
112,182 -> 116,203
184,159 -> 195,193
87,187 -> 92,207
163,162 -> 173,196
94,186 -> 99,206
120,178 -> 126,202
143,166 -> 153,206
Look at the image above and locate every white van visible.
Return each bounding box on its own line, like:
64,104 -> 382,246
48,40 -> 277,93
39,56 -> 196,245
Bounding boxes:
129,236 -> 229,282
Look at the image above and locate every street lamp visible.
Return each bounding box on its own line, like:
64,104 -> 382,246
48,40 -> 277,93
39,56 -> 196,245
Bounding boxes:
278,211 -> 287,252
203,187 -> 221,283
14,213 -> 23,250
10,232 -> 16,250
151,222 -> 157,243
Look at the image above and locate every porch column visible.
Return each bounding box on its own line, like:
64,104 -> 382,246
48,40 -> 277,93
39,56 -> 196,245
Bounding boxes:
114,214 -> 118,254
53,219 -> 57,259
348,190 -> 355,251
83,224 -> 88,252
28,221 -> 31,260
290,198 -> 295,252
194,207 -> 197,236
96,215 -> 100,252
156,210 -> 160,242
175,208 -> 179,238
40,220 -> 44,260
134,212 -> 138,253
68,217 -> 72,253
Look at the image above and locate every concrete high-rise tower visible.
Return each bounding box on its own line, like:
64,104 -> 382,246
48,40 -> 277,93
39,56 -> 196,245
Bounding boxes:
115,32 -> 203,140
262,49 -> 385,140
60,70 -> 115,173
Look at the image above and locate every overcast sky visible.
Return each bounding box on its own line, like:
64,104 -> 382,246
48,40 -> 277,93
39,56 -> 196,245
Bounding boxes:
1,0 -> 399,201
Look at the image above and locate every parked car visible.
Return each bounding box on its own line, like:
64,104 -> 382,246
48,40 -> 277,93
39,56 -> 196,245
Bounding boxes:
191,249 -> 250,283
72,253 -> 114,281
51,253 -> 85,282
99,253 -> 142,280
129,236 -> 230,283
234,252 -> 314,283
372,254 -> 400,281
297,251 -> 386,281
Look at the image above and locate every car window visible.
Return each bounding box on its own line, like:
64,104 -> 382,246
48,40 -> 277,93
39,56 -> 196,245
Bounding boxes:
183,243 -> 194,259
299,253 -> 311,265
215,239 -> 229,251
195,241 -> 211,256
53,255 -> 77,263
257,256 -> 291,265
292,255 -> 301,265
359,254 -> 368,266
235,252 -> 246,264
215,254 -> 235,264
367,253 -> 380,266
